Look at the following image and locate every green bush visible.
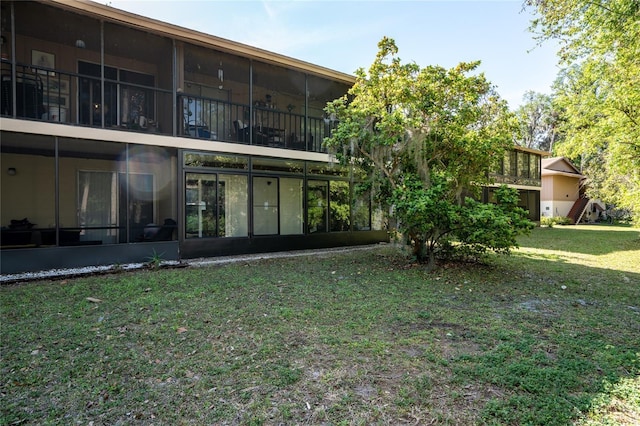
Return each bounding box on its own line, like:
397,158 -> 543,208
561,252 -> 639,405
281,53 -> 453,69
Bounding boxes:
541,216 -> 571,227
392,178 -> 534,266
541,216 -> 553,227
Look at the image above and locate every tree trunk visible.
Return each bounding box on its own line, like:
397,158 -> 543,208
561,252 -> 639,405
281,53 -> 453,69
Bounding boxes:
426,249 -> 436,270
412,236 -> 425,261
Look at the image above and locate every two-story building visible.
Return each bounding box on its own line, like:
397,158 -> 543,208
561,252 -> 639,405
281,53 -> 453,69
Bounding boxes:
0,0 -> 392,274
0,1 -> 544,275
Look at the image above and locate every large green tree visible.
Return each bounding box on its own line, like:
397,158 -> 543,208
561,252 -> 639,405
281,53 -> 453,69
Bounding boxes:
325,38 -> 533,268
527,0 -> 640,220
514,90 -> 562,152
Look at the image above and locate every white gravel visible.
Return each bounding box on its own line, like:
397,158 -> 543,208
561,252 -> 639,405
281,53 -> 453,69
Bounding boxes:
1,244 -> 384,284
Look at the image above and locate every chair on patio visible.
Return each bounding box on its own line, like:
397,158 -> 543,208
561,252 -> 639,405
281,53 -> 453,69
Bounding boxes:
233,120 -> 250,142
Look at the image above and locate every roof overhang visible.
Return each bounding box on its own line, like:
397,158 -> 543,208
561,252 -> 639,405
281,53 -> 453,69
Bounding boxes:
541,170 -> 585,179
513,146 -> 551,156
45,0 -> 356,85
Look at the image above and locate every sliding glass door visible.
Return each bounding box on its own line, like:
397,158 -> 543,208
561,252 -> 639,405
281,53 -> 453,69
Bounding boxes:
185,173 -> 217,238
280,178 -> 303,235
253,177 -> 279,235
185,172 -> 248,239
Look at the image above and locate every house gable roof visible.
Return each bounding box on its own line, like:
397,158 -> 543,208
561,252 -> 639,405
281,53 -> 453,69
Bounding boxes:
541,157 -> 584,178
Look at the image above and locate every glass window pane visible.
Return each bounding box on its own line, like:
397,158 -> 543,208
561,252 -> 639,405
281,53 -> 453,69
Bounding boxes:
78,60 -> 118,127
372,205 -> 386,231
518,152 -> 530,178
503,152 -> 510,176
307,180 -> 328,233
530,154 -> 540,179
184,152 -> 248,169
507,151 -> 517,176
59,138 -> 125,245
307,161 -> 349,177
353,184 -> 371,231
252,157 -> 304,174
219,174 -> 248,237
119,70 -> 155,127
185,173 -> 217,238
185,173 -> 248,238
78,170 -> 118,244
253,177 -> 279,235
126,145 -> 177,242
330,180 -> 350,231
280,178 -> 303,235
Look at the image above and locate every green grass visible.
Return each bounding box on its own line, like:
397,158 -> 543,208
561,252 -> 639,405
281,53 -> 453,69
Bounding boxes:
1,224 -> 639,425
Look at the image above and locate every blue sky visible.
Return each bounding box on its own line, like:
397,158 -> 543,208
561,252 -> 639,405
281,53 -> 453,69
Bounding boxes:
109,0 -> 560,109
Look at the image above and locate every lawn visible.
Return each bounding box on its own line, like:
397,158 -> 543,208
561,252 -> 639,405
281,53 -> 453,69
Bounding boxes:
1,224 -> 639,425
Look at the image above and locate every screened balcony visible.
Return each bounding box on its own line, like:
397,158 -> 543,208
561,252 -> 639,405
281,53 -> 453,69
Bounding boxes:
490,148 -> 543,187
0,1 -> 350,153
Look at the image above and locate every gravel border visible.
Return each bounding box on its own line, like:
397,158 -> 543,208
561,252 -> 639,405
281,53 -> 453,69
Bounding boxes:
1,244 -> 386,285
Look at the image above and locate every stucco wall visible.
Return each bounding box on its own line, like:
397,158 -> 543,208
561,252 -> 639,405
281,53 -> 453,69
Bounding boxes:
1,153 -> 55,228
541,176 -> 554,200
551,175 -> 580,201
540,200 -> 576,218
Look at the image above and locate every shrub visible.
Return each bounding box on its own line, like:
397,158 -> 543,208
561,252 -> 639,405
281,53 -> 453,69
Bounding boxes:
393,179 -> 534,267
541,216 -> 571,227
541,216 -> 555,227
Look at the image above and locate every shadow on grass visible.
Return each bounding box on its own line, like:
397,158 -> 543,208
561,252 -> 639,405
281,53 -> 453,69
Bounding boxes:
0,233 -> 639,425
467,250 -> 640,425
518,224 -> 640,256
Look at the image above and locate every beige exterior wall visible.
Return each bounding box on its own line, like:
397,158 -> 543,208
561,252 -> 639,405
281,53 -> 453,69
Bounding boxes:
541,175 -> 553,200
540,174 -> 580,217
541,200 -> 576,218
1,153 -> 55,228
541,200 -> 551,217
551,175 -> 580,201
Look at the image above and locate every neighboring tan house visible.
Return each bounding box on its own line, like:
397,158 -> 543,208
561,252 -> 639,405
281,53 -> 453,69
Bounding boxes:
541,157 -> 605,223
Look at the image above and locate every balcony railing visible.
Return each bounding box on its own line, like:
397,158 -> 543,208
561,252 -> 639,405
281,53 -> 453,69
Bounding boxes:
1,60 -> 332,153
490,173 -> 541,187
1,60 -> 173,134
178,94 -> 331,152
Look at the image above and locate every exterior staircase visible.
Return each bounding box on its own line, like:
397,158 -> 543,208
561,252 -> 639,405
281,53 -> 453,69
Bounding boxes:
567,197 -> 590,224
